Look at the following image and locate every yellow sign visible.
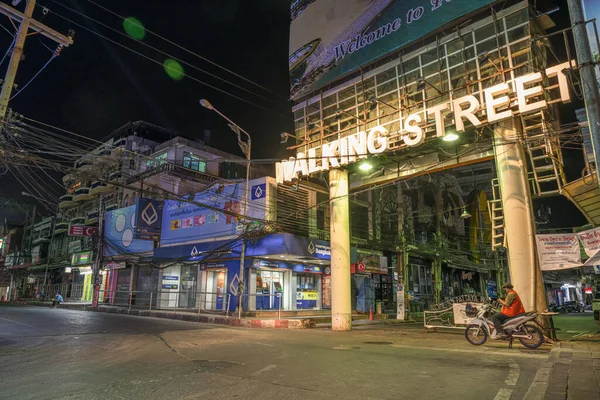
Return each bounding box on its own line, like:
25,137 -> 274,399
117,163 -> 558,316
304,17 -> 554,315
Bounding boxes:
302,291 -> 318,300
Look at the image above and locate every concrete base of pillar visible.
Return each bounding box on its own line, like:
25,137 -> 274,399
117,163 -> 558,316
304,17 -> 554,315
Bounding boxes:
332,313 -> 352,331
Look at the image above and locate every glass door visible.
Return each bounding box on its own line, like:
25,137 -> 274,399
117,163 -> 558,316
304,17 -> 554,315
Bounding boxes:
206,269 -> 226,310
257,269 -> 285,310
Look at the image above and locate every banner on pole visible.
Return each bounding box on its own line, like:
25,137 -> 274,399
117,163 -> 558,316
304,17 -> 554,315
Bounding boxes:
536,233 -> 582,271
578,227 -> 600,258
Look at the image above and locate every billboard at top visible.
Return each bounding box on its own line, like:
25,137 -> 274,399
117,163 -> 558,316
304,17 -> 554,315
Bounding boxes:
289,0 -> 496,99
160,178 -> 269,246
583,0 -> 600,65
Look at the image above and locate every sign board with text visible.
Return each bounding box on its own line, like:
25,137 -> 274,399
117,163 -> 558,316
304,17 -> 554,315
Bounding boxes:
69,225 -> 97,237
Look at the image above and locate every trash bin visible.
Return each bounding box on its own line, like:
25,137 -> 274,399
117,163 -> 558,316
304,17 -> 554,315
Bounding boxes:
375,300 -> 383,314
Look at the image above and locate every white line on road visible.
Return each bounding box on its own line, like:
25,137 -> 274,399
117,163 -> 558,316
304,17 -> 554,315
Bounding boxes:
494,388 -> 513,400
389,344 -> 548,359
0,316 -> 34,327
505,360 -> 520,386
251,364 -> 277,376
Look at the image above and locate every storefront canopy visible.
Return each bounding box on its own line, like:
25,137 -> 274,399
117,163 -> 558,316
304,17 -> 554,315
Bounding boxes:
153,233 -> 331,263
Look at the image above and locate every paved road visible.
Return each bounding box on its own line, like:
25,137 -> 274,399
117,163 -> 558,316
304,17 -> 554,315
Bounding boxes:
0,305 -> 549,400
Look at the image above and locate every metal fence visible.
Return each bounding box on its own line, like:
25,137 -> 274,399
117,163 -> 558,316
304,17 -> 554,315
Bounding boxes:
97,290 -> 233,317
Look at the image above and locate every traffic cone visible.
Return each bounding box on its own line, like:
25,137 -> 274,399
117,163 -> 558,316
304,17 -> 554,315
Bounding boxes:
369,306 -> 374,321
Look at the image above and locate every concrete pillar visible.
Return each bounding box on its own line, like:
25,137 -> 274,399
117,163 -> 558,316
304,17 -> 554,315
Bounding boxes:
329,168 -> 351,331
494,118 -> 547,312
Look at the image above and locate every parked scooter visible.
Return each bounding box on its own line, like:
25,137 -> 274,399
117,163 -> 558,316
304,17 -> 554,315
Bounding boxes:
563,301 -> 585,313
465,304 -> 544,349
548,303 -> 568,314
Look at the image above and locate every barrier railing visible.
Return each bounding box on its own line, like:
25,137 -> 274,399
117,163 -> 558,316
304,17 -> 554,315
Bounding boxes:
96,290 -> 232,317
240,293 -> 283,320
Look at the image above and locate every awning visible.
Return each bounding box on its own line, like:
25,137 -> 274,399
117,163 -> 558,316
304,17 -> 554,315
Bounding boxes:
153,233 -> 331,263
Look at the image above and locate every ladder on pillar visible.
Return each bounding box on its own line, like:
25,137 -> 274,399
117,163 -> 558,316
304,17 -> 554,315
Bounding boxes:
488,178 -> 505,250
521,112 -> 566,198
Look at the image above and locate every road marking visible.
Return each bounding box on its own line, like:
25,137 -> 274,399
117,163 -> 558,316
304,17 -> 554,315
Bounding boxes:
0,316 -> 33,327
251,364 -> 277,376
494,388 -> 513,400
389,344 -> 548,359
505,360 -> 520,386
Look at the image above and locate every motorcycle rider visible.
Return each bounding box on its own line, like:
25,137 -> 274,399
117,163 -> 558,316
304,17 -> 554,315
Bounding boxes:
491,282 -> 525,339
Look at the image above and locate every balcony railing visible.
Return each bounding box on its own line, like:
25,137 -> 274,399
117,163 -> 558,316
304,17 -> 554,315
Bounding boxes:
126,161 -> 219,185
54,221 -> 69,233
86,211 -> 99,225
90,181 -> 111,195
73,187 -> 91,201
71,217 -> 86,225
58,194 -> 76,210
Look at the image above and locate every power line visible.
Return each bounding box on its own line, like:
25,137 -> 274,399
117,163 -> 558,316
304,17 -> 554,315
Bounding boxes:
83,0 -> 286,100
10,53 -> 56,100
49,0 -> 289,110
38,4 -> 291,120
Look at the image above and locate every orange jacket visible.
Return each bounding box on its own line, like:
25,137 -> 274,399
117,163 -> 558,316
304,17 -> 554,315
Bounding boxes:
501,290 -> 525,317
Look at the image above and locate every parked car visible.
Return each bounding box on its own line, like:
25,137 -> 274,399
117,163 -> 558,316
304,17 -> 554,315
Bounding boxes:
563,301 -> 585,313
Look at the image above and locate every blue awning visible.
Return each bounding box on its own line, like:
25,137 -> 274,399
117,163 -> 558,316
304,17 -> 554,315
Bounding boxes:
153,233 -> 331,263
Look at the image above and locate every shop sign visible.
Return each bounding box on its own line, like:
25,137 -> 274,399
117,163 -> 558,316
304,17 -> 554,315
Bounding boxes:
353,248 -> 386,273
69,240 -> 81,254
452,303 -> 483,325
65,267 -> 72,273
76,266 -> 92,275
251,184 -> 266,200
535,233 -> 582,271
307,241 -> 330,258
134,198 -> 164,240
252,259 -> 280,268
161,275 -> 179,290
71,251 -> 92,266
69,225 -> 97,237
585,287 -> 594,294
278,61 -> 576,184
105,262 -> 126,270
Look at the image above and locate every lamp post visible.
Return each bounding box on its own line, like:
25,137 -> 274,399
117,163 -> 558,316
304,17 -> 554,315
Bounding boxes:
199,99 -> 252,317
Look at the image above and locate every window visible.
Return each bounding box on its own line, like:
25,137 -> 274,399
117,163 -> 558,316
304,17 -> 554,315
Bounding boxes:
183,152 -> 207,172
146,152 -> 168,169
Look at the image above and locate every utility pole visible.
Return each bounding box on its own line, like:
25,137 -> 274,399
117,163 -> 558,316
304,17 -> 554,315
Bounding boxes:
0,0 -> 74,119
567,0 -> 600,184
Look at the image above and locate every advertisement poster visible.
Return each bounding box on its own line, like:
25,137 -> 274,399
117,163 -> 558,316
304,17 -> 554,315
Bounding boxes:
535,233 -> 582,271
160,178 -> 268,245
104,205 -> 154,257
289,0 -> 496,98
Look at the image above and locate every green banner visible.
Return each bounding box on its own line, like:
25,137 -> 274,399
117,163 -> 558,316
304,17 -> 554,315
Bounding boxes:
290,0 -> 497,98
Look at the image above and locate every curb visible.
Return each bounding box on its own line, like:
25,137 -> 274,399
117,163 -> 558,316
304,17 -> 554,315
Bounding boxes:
11,301 -> 312,329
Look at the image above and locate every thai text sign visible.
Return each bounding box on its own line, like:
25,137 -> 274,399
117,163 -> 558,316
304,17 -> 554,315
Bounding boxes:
69,225 -> 97,237
536,234 -> 582,271
277,61 -> 575,183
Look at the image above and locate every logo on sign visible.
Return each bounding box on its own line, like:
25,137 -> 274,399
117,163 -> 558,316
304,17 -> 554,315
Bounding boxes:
141,201 -> 158,225
357,262 -> 366,272
230,274 -> 241,295
190,246 -> 199,257
308,241 -> 315,255
251,183 -> 267,200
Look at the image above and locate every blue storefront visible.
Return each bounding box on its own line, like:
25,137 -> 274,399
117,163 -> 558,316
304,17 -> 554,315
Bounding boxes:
153,233 -> 331,311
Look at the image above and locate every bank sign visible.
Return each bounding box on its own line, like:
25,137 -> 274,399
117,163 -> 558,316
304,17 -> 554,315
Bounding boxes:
277,61 -> 575,183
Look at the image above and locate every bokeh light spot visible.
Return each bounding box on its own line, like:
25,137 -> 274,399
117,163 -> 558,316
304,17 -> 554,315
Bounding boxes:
123,17 -> 145,40
164,59 -> 185,80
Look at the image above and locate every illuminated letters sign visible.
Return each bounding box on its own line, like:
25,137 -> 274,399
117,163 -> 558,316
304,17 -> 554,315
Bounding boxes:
277,61 -> 576,184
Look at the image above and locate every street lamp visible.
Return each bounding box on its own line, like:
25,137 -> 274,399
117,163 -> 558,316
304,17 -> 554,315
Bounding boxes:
199,99 -> 252,317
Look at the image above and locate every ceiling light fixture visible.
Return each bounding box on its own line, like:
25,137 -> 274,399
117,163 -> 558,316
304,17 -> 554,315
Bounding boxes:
442,133 -> 459,142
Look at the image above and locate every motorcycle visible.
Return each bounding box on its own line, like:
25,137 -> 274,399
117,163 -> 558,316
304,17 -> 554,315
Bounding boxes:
464,304 -> 544,349
548,302 -> 568,314
563,301 -> 585,313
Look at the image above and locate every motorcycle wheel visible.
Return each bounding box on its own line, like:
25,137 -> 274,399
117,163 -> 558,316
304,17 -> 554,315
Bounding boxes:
465,324 -> 488,345
518,325 -> 544,349
559,307 -> 568,314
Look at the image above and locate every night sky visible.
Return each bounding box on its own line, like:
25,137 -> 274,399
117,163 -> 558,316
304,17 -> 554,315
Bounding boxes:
0,0 -> 590,228
5,0 -> 293,160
